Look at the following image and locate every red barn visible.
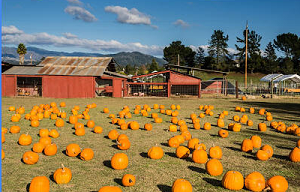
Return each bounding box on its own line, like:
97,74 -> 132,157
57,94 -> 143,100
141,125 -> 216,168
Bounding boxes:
2,56 -> 129,98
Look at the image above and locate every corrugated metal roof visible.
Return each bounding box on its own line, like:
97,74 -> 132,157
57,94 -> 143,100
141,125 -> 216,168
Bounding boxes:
273,74 -> 300,83
260,74 -> 283,82
37,56 -> 115,76
2,66 -> 43,75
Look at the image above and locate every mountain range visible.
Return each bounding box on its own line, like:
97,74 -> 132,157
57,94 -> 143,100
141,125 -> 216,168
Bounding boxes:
1,46 -> 167,66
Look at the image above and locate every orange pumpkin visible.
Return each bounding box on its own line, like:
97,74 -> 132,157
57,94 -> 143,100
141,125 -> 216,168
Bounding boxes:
144,123 -> 152,131
266,176 -> 288,192
75,127 -> 85,136
53,164 -> 72,184
66,143 -> 81,157
10,126 -> 21,133
122,174 -> 136,187
29,176 -> 50,192
87,120 -> 95,128
94,126 -> 103,134
18,133 -> 32,146
80,148 -> 94,161
192,149 -> 208,164
32,142 -> 45,153
148,146 -> 164,160
206,159 -> 223,176
31,120 -> 40,127
222,171 -> 244,190
130,121 -> 139,130
49,129 -> 59,138
22,151 -> 39,165
39,137 -> 51,146
256,150 -> 269,161
117,139 -> 131,150
176,146 -> 190,159
218,130 -> 229,138
203,122 -> 211,130
245,171 -> 265,192
43,143 -> 57,156
98,186 -> 122,192
108,130 -> 119,140
172,179 -> 193,192
111,153 -> 129,170
209,146 -> 222,159
168,137 -> 180,148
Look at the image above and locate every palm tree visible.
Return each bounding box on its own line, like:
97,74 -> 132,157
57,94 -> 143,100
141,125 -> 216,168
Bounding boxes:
17,43 -> 27,65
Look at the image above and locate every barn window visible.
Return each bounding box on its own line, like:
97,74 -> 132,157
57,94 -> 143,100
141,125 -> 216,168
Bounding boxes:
17,77 -> 42,96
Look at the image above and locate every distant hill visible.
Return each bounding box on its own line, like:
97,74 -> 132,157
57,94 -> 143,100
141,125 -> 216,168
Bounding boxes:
1,46 -> 167,66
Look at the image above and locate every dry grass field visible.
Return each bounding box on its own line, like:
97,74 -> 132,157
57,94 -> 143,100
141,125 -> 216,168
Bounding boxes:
1,97 -> 300,192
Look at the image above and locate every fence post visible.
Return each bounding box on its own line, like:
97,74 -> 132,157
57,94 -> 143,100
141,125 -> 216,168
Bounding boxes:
235,81 -> 239,99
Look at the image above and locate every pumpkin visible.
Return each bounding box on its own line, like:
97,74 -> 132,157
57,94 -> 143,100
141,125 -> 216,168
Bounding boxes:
108,130 -> 119,140
245,171 -> 265,192
190,113 -> 197,120
2,127 -> 8,134
177,120 -> 185,126
176,146 -> 190,159
192,118 -> 200,124
86,120 -> 95,128
289,147 -> 300,162
50,114 -> 58,120
39,137 -> 52,146
55,118 -> 64,127
251,135 -> 262,148
53,164 -> 72,184
266,115 -> 273,121
9,106 -> 16,111
98,186 -> 122,192
18,133 -> 32,146
199,105 -> 204,110
188,138 -> 199,149
174,135 -> 185,144
94,126 -> 103,134
59,102 -> 66,107
32,142 -> 45,153
258,123 -> 267,132
10,126 -> 20,133
144,123 -> 152,131
49,129 -> 59,138
181,131 -> 191,141
247,120 -> 254,126
240,107 -> 246,112
232,123 -> 241,132
209,146 -> 222,159
23,151 -> 39,165
266,176 -> 288,192
261,145 -> 273,158
153,104 -> 159,109
258,109 -> 265,115
29,176 -> 50,192
154,117 -> 163,123
75,127 -> 85,136
193,122 -> 201,130
203,122 -> 211,130
222,171 -> 244,190
11,114 -> 20,122
217,119 -> 225,128
31,120 -> 40,127
2,149 -> 5,160
117,134 -> 129,142
241,139 -> 253,152
249,107 -> 255,114
80,148 -> 94,161
192,149 -> 207,164
297,139 -> 300,147
43,143 -> 57,156
122,174 -> 136,187
233,115 -> 240,122
199,113 -> 205,118
117,139 -> 131,150
169,125 -> 178,132
218,129 -> 229,138
205,159 -> 223,176
66,143 -> 81,157
172,179 -> 193,192
111,153 -> 129,170
168,137 -> 180,148
69,115 -> 78,124
148,146 -> 164,159
195,143 -> 206,151
130,121 -> 140,130
256,150 -> 269,161
242,96 -> 246,100
39,129 -> 49,138
118,119 -> 125,126
171,117 -> 178,124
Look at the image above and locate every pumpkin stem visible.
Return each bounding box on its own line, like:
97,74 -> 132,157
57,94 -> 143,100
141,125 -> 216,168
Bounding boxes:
263,186 -> 271,191
129,178 -> 133,183
61,164 -> 65,172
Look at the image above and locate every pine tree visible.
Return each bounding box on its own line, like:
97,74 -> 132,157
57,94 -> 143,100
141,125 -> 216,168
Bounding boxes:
195,47 -> 205,68
208,30 -> 229,69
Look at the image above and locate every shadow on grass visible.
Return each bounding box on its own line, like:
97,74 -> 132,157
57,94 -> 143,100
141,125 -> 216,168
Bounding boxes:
160,143 -> 169,147
114,178 -> 123,186
188,165 -> 206,174
103,160 -> 112,168
242,154 -> 257,160
139,152 -> 148,158
276,145 -> 292,150
157,184 -> 172,192
26,183 -> 30,192
243,129 -> 298,142
209,134 -> 219,137
225,146 -> 241,152
165,152 -> 177,158
203,177 -> 221,187
111,144 -> 119,150
272,153 -> 289,160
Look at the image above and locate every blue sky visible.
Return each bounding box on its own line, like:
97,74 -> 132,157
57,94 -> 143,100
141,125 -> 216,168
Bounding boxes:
2,0 -> 300,57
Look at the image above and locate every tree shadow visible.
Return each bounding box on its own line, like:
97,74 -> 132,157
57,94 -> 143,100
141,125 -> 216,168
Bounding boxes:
276,145 -> 292,150
203,177 -> 221,187
113,178 -> 123,186
139,152 -> 148,158
188,165 -> 206,174
157,184 -> 172,192
103,160 -> 112,168
272,153 -> 289,160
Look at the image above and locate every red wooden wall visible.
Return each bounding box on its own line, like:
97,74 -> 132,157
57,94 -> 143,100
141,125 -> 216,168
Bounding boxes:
2,75 -> 16,96
42,76 -> 95,98
169,72 -> 201,85
201,81 -> 222,94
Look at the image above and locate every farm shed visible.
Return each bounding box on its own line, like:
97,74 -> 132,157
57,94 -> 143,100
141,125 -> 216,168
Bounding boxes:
2,56 -> 129,98
127,70 -> 202,98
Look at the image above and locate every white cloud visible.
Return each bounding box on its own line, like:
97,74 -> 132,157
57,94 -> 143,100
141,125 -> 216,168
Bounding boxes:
2,26 -> 163,55
173,19 -> 190,28
105,6 -> 155,27
64,6 -> 97,22
66,0 -> 83,6
62,32 -> 78,39
2,25 -> 24,35
189,45 -> 238,55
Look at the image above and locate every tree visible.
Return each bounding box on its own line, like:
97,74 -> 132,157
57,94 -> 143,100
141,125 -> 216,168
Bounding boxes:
208,30 -> 229,68
17,43 -> 27,65
148,59 -> 159,72
235,29 -> 263,73
163,41 -> 196,67
274,33 -> 299,58
194,47 -> 205,68
138,64 -> 147,75
264,42 -> 278,73
124,64 -> 135,75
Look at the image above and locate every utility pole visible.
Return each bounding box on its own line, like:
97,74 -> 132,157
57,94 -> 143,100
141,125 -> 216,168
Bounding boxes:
245,21 -> 248,89
177,54 -> 180,71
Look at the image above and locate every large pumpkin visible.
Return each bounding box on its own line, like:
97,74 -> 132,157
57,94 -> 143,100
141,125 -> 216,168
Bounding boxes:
29,176 -> 50,192
43,143 -> 57,156
168,137 -> 180,148
39,129 -> 49,138
111,153 -> 129,170
10,126 -> 20,134
192,149 -> 207,164
23,151 -> 39,165
148,146 -> 164,160
266,175 -> 288,192
289,147 -> 300,162
122,174 -> 136,187
172,179 -> 193,192
53,164 -> 72,184
251,135 -> 262,148
80,148 -> 94,161
108,130 -> 119,140
32,142 -> 45,153
245,171 -> 265,192
205,159 -> 223,176
55,118 -> 64,127
66,143 -> 81,157
117,139 -> 131,150
18,133 -> 32,146
222,171 -> 244,190
256,150 -> 269,161
209,146 -> 222,159
241,139 -> 253,152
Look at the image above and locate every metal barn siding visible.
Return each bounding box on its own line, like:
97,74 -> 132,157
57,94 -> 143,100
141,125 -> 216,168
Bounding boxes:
2,75 -> 17,96
42,76 -> 95,98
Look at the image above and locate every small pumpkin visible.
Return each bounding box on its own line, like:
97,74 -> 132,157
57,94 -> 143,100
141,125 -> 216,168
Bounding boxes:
108,130 -> 119,140
23,151 -> 39,165
193,122 -> 201,130
203,122 -> 211,130
233,115 -> 240,122
205,159 -> 223,176
69,115 -> 78,124
176,146 -> 190,159
232,123 -> 241,132
148,146 -> 164,160
43,143 -> 57,156
245,171 -> 265,192
209,146 -> 222,159
258,123 -> 267,132
222,171 -> 244,190
18,133 -> 32,146
289,147 -> 300,162
241,139 -> 253,152
172,179 -> 193,192
80,148 -> 94,161
168,137 -> 180,148
188,138 -> 199,149
29,176 -> 50,192
49,129 -> 59,138
117,139 -> 131,150
218,129 -> 229,138
75,127 -> 85,136
261,145 -> 273,158
251,135 -> 262,148
130,121 -> 140,130
55,118 -> 64,127
87,120 -> 95,128
10,126 -> 20,133
144,123 -> 153,131
217,119 -> 225,128
53,164 -> 72,184
39,129 -> 49,138
66,143 -> 81,157
169,125 -> 178,132
181,131 -> 192,141
39,137 -> 51,146
32,142 -> 45,153
256,150 -> 269,161
98,186 -> 122,192
94,126 -> 103,134
122,174 -> 136,187
111,153 -> 129,170
247,120 -> 254,126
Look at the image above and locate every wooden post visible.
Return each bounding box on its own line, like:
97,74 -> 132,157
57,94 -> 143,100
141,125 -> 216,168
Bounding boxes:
236,81 -> 239,99
245,22 -> 248,89
225,77 -> 228,96
271,80 -> 273,98
198,81 -> 201,98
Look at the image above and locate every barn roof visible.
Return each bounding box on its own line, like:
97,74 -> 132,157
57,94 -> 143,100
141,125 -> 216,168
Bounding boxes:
37,56 -> 116,76
3,66 -> 43,75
